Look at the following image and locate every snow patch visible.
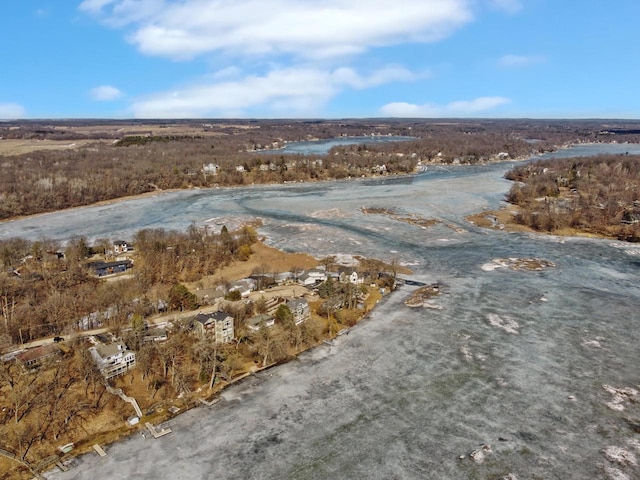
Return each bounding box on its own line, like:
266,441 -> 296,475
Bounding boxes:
486,313 -> 520,334
603,445 -> 637,466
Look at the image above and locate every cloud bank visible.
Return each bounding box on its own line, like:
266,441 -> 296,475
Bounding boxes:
132,66 -> 418,117
79,1 -> 514,117
380,96 -> 510,117
0,103 -> 26,119
80,0 -> 474,61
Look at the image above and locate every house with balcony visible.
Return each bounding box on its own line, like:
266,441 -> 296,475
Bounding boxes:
286,298 -> 310,325
194,311 -> 235,344
89,340 -> 136,380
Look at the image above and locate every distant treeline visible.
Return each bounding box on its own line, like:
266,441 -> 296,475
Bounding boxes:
1,119 -> 640,220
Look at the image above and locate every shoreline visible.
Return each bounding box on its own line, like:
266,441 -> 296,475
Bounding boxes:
37,275 -> 401,479
4,140 -> 635,230
0,155 -> 534,230
1,233 -> 405,479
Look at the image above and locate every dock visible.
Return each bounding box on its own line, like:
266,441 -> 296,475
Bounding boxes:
93,444 -> 107,458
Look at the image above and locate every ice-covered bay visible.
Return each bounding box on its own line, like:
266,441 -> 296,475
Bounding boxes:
8,144 -> 638,479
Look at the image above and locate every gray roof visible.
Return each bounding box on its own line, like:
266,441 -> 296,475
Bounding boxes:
246,314 -> 274,328
286,298 -> 309,309
95,341 -> 127,359
195,311 -> 233,325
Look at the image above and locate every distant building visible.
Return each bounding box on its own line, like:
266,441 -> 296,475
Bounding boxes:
193,311 -> 235,343
622,210 -> 640,225
89,340 -> 136,380
203,163 -> 219,175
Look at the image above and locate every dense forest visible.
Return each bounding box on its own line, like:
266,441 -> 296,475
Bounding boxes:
2,119 -> 639,220
505,154 -> 640,241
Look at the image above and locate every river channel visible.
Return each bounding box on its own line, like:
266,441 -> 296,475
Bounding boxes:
8,143 -> 639,480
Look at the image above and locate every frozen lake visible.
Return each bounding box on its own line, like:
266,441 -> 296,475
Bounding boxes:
11,144 -> 639,480
256,135 -> 415,155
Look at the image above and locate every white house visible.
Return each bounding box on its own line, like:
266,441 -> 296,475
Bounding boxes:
338,269 -> 361,284
113,240 -> 130,254
89,340 -> 136,380
229,279 -> 255,298
203,163 -> 219,175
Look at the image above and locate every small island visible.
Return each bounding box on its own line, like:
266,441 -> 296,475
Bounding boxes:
403,283 -> 443,308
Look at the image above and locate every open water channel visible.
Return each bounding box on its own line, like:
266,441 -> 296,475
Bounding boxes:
5,143 -> 639,479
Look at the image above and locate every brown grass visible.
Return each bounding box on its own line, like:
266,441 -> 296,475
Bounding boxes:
0,139 -> 107,156
466,206 -> 608,239
187,241 -> 319,290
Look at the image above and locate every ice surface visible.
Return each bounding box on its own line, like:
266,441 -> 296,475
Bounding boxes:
21,145 -> 640,480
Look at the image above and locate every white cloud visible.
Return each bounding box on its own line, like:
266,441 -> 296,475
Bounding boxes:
90,85 -> 124,101
131,66 -> 417,118
208,66 -> 243,81
0,103 -> 26,119
489,0 -> 522,13
78,0 -> 117,14
498,54 -> 546,67
380,96 -> 511,117
80,0 -> 474,60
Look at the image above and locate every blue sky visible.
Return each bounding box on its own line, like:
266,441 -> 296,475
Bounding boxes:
1,0 -> 639,119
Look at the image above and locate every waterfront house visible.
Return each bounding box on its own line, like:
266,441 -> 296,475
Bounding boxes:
246,314 -> 275,332
193,311 -> 235,343
89,340 -> 136,380
621,210 -> 640,225
16,344 -> 61,371
286,298 -> 310,325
